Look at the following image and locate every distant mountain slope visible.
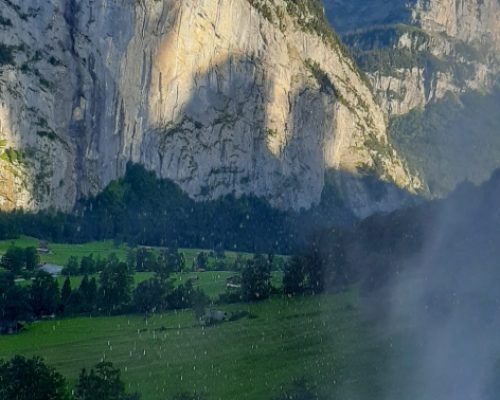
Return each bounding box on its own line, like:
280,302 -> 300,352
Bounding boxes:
325,0 -> 500,196
325,0 -> 500,114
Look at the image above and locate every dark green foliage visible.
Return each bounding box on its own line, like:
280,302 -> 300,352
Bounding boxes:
390,88 -> 500,196
133,248 -> 158,272
78,276 -> 97,313
247,0 -> 274,23
191,285 -> 210,321
0,356 -> 71,400
343,24 -> 480,85
30,271 -> 60,317
231,254 -> 246,272
195,251 -> 209,270
213,244 -> 225,260
241,254 -> 272,301
284,0 -> 345,51
99,261 -> 133,313
283,255 -> 306,296
133,277 -> 209,314
24,246 -> 39,270
60,277 -> 72,311
75,361 -> 139,400
308,168 -> 500,303
282,247 -> 328,296
0,272 -> 31,323
344,26 -> 446,73
168,280 -> 209,311
304,59 -> 337,94
80,254 -> 96,275
62,255 -> 79,276
1,245 -> 25,274
1,245 -> 40,274
157,247 -> 185,275
0,163 -> 360,253
133,278 -> 170,314
303,248 -> 325,294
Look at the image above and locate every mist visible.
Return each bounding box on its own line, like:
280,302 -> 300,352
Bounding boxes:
383,173 -> 500,400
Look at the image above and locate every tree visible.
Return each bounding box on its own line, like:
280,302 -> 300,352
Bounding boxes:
99,261 -> 133,313
126,248 -> 136,270
158,247 -> 185,274
135,248 -> 157,272
78,276 -> 98,312
232,254 -> 246,271
195,252 -> 208,270
303,249 -> 325,294
0,356 -> 71,400
24,246 -> 40,270
75,361 -> 139,400
191,286 -> 210,322
283,256 -> 306,296
63,256 -> 79,276
80,254 -> 96,275
167,279 -> 205,310
60,277 -> 72,313
94,256 -> 107,273
0,272 -> 32,322
133,278 -> 170,314
1,245 -> 25,274
241,254 -> 271,301
30,271 -> 60,317
214,243 -> 225,260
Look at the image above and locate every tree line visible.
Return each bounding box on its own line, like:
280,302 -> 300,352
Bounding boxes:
0,356 -> 139,400
0,164 -> 359,255
0,251 -> 210,330
1,243 -> 338,332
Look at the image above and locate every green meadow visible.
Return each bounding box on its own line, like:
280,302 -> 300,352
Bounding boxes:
0,237 -> 403,399
0,290 -> 400,400
0,236 -> 284,269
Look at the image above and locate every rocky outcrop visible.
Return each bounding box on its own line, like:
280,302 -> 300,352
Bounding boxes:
326,0 -> 500,115
325,0 -> 500,200
0,0 -> 420,217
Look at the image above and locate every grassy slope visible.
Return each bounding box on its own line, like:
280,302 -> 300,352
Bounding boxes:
0,290 -> 392,400
0,236 -> 130,265
0,236 -> 281,268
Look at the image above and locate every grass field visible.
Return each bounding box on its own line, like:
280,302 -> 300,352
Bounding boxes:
0,238 -> 398,399
0,236 -> 286,270
0,290 -> 400,400
0,236 -> 129,265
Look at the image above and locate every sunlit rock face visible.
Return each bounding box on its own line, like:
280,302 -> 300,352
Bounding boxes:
325,0 -> 500,115
0,0 -> 420,216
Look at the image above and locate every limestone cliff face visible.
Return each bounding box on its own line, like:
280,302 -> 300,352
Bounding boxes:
326,0 -> 500,115
0,0 -> 420,216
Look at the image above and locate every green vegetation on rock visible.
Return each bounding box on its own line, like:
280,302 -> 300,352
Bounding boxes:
389,87 -> 500,195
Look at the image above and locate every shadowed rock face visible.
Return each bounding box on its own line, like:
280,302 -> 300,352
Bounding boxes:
0,0 -> 420,217
324,0 -> 413,34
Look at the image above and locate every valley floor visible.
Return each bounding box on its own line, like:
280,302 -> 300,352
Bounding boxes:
0,291 -> 402,400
